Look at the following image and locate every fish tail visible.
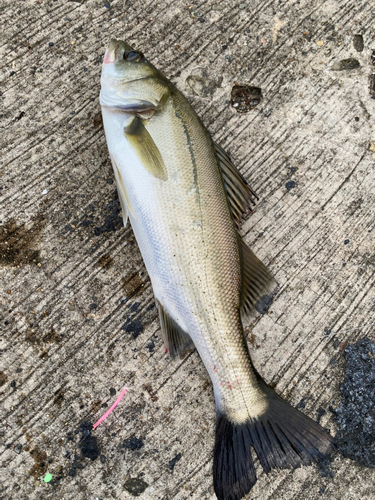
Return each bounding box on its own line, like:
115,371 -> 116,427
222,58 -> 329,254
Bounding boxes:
213,378 -> 335,500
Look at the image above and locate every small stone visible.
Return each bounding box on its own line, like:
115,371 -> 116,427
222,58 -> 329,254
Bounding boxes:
124,478 -> 148,496
48,42 -> 54,47
369,143 -> 375,152
14,444 -> 22,454
285,180 -> 296,190
316,40 -> 324,46
89,303 -> 97,310
239,3 -> 248,9
109,387 -> 116,396
104,2 -> 110,8
344,239 -> 350,245
100,454 -> 106,463
107,179 -> 113,185
88,319 -> 95,326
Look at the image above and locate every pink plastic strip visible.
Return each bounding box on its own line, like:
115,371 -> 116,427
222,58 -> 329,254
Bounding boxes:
93,386 -> 128,429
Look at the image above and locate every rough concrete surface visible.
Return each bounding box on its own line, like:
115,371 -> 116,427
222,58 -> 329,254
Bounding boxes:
1,0 -> 375,499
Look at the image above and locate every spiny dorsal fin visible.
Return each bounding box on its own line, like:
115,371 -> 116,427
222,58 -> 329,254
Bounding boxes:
213,141 -> 258,227
240,239 -> 278,319
156,300 -> 195,359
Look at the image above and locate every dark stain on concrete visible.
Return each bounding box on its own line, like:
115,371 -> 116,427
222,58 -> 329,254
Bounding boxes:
79,421 -> 99,461
122,272 -> 144,298
0,216 -> 45,267
122,318 -> 143,338
97,254 -> 113,269
53,388 -> 64,408
334,338 -> 375,467
29,446 -> 47,479
0,371 -> 8,387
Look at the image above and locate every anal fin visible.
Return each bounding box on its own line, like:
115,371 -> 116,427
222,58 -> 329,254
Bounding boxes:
156,300 -> 195,359
241,240 -> 278,319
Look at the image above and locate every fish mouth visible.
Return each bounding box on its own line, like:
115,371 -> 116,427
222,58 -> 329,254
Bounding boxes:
103,40 -> 119,65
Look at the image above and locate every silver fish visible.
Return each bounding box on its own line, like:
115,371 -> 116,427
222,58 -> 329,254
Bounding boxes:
100,40 -> 334,500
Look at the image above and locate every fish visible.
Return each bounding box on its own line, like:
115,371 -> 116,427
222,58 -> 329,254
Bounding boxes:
100,39 -> 335,500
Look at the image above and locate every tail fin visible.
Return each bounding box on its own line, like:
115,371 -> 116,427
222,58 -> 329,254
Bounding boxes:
213,382 -> 335,500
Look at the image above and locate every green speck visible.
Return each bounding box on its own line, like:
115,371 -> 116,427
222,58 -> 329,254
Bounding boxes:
44,473 -> 53,483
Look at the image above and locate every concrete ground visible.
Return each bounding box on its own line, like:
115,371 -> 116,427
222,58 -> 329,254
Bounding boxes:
1,0 -> 374,499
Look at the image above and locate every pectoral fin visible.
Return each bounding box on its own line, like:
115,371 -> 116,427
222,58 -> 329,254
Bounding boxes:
124,116 -> 167,181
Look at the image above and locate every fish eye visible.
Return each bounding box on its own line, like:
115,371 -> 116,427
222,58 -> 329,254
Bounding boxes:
125,50 -> 141,62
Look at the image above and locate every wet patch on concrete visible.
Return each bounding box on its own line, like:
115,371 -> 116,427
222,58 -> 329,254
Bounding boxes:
330,58 -> 360,71
0,216 -> 45,267
333,338 -> 375,467
352,34 -> 364,52
94,193 -> 122,236
231,85 -> 262,113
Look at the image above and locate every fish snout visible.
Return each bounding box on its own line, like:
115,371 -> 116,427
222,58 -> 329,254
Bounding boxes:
103,39 -> 120,65
103,40 -> 136,65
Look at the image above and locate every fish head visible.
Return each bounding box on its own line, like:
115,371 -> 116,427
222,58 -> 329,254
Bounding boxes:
100,39 -> 170,116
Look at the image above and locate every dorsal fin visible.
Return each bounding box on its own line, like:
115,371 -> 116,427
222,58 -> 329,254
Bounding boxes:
213,142 -> 258,227
240,239 -> 278,319
156,300 -> 195,359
